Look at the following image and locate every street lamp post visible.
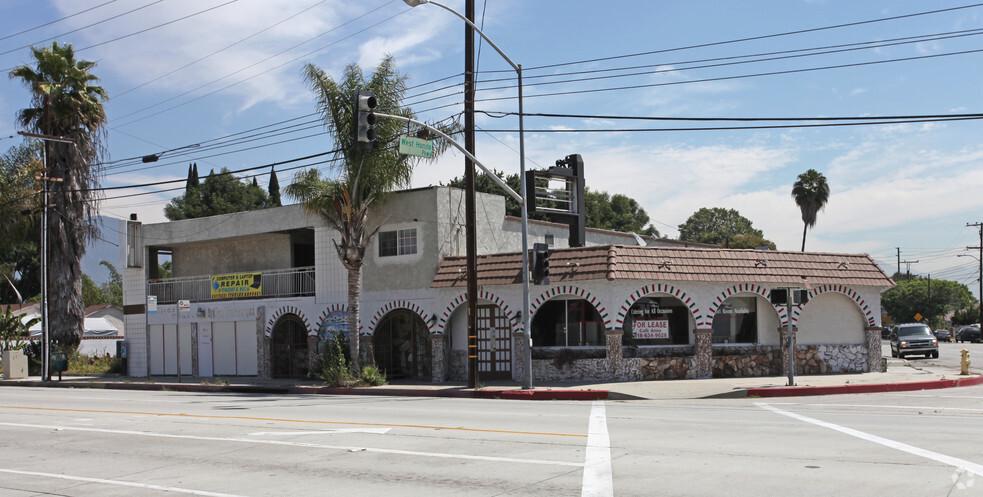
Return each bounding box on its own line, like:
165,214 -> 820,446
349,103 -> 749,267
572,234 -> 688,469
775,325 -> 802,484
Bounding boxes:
958,251 -> 982,329
403,0 -> 533,389
18,131 -> 74,382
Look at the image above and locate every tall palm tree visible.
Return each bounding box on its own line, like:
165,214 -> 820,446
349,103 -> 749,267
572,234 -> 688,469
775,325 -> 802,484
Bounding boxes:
285,55 -> 455,372
791,169 -> 830,252
10,42 -> 108,349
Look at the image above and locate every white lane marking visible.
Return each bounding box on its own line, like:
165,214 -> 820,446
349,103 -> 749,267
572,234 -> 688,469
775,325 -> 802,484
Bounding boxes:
0,468 -> 248,497
248,428 -> 391,435
756,403 -> 983,477
582,400 -> 614,497
766,402 -> 983,412
0,422 -> 581,468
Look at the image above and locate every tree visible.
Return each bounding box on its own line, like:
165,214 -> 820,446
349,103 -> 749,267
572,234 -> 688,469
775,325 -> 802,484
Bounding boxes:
99,260 -> 122,307
10,41 -> 108,350
269,167 -> 281,207
881,277 -> 976,328
81,273 -> 106,307
0,143 -> 42,304
0,306 -> 37,352
792,169 -> 830,252
164,167 -> 270,220
585,189 -> 660,237
285,55 -> 455,372
677,207 -> 766,247
729,233 -> 777,250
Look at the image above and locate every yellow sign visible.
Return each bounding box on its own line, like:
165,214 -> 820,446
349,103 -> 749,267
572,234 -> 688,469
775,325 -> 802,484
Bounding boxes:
210,272 -> 262,298
914,313 -> 923,322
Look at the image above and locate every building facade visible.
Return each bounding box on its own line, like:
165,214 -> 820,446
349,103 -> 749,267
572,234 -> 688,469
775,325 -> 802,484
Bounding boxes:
120,186 -> 893,383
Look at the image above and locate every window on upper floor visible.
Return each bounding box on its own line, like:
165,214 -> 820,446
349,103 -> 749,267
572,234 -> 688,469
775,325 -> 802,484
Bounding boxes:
378,228 -> 417,257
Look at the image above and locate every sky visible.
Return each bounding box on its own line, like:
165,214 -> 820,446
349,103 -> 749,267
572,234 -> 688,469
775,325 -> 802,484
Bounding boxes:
2,0 -> 983,296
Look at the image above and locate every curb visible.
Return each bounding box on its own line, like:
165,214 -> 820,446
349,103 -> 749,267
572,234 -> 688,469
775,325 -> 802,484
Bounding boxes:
0,379 -> 608,401
746,374 -> 983,398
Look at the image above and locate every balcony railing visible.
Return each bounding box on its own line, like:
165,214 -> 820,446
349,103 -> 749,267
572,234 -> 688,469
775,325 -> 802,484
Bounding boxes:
148,266 -> 315,304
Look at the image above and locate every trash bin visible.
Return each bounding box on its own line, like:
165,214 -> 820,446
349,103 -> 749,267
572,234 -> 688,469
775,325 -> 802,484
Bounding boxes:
50,350 -> 68,380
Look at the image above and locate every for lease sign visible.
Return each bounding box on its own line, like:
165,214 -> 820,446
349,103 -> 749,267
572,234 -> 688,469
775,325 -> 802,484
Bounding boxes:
633,319 -> 670,339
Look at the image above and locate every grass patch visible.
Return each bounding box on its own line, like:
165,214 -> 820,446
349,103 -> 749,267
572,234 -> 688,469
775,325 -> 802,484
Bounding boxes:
66,351 -> 124,375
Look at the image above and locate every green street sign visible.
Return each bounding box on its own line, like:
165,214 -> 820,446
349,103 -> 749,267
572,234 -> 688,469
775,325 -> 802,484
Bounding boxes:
398,135 -> 433,158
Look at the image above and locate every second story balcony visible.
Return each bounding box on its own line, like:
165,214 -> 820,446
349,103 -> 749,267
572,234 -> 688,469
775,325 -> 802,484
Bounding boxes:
148,266 -> 315,305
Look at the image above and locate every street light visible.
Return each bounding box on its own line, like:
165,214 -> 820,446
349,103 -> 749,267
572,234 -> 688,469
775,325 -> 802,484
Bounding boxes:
141,143 -> 201,163
958,252 -> 982,328
18,131 -> 74,382
403,0 -> 533,389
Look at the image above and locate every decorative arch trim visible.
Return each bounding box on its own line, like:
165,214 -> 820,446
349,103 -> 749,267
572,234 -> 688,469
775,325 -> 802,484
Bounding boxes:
615,283 -> 702,327
264,306 -> 311,338
435,290 -> 517,334
366,300 -> 434,336
706,284 -> 770,325
314,304 -> 362,336
787,284 -> 877,327
531,285 -> 611,329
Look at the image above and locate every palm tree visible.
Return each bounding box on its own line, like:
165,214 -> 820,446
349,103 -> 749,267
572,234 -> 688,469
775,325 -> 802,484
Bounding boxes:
285,55 -> 455,372
10,42 -> 108,350
791,169 -> 830,252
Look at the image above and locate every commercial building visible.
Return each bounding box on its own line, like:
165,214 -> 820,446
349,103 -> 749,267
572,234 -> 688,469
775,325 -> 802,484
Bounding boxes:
119,186 -> 893,383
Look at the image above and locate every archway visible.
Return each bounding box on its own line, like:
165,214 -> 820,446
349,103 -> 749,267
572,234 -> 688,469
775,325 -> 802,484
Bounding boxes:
373,309 -> 432,381
270,314 -> 308,378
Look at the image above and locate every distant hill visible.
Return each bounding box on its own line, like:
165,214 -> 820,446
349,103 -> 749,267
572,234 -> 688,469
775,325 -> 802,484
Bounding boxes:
82,216 -> 122,284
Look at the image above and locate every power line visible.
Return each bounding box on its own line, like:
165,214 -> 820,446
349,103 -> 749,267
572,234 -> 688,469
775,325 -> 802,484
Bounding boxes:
522,2 -> 983,72
0,0 -> 118,43
0,1 -> 164,58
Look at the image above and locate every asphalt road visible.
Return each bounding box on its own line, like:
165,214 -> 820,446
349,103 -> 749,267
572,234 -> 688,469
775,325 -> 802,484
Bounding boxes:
2,385 -> 983,496
889,340 -> 983,374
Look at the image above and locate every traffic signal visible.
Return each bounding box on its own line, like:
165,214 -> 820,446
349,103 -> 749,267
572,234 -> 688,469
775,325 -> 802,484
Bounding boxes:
532,242 -> 550,285
354,89 -> 377,148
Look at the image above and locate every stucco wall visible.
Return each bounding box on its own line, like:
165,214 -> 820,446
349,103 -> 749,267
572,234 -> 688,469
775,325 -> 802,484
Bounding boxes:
796,292 -> 866,344
172,233 -> 293,277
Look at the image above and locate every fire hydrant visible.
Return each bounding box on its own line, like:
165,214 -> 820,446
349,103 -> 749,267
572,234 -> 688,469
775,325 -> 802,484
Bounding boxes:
961,349 -> 971,376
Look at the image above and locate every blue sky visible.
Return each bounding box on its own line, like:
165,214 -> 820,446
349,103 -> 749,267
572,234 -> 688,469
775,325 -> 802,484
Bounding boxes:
3,0 -> 983,295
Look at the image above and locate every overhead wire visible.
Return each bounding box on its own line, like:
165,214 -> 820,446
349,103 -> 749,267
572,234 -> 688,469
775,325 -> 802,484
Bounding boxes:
0,0 -> 118,43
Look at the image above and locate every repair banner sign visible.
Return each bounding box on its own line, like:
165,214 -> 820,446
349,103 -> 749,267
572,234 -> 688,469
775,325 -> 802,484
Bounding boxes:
210,272 -> 262,298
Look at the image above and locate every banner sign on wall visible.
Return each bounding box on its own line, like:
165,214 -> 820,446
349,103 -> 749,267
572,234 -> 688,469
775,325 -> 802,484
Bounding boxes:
210,272 -> 262,298
633,319 -> 670,339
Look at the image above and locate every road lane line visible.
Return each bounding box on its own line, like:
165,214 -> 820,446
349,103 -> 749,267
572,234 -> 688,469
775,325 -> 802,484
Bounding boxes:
248,428 -> 392,435
756,402 -> 983,477
0,405 -> 584,438
0,468 -> 248,497
0,422 -> 583,468
767,402 -> 983,412
582,400 -> 614,497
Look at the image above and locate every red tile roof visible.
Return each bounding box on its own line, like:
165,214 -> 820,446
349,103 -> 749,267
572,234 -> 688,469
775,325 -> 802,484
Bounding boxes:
432,245 -> 894,289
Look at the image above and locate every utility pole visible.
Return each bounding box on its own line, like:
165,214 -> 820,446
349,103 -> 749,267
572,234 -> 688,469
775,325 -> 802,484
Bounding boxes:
968,222 -> 982,327
463,0 -> 478,389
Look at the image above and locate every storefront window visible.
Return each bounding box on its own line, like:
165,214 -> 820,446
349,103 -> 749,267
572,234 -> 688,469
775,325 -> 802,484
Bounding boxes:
622,296 -> 690,345
531,299 -> 604,347
711,296 -> 757,344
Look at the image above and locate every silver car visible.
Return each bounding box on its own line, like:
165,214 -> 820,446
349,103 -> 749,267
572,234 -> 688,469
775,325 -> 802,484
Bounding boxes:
890,323 -> 939,359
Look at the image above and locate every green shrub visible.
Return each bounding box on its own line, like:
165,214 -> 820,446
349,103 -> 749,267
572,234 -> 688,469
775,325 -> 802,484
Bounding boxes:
311,333 -> 387,387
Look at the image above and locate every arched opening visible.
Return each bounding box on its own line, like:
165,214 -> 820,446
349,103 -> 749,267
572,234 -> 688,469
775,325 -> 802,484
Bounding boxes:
271,314 -> 308,378
532,298 -> 605,347
621,295 -> 692,346
373,309 -> 432,381
711,296 -> 760,344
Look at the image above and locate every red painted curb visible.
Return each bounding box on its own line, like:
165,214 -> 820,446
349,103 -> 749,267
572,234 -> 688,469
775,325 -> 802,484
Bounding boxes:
746,374 -> 983,398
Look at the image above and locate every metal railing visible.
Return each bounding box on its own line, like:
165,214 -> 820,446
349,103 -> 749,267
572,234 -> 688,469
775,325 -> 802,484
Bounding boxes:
148,266 -> 315,304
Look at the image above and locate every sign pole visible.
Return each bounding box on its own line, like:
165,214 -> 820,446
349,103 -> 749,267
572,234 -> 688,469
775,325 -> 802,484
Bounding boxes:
786,290 -> 795,386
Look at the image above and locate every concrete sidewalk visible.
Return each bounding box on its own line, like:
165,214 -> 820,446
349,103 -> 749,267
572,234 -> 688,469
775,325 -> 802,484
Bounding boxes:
3,357 -> 980,400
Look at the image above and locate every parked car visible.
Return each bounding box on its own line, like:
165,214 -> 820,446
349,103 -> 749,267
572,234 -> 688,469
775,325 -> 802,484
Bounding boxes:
890,323 -> 939,359
933,329 -> 951,341
881,325 -> 897,339
957,326 -> 981,343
